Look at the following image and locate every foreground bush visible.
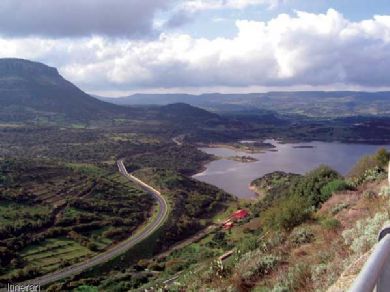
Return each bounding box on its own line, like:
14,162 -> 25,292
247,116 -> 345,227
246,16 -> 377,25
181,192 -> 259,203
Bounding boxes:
291,165 -> 341,207
289,226 -> 315,246
235,249 -> 280,281
262,194 -> 312,231
348,148 -> 389,184
320,179 -> 353,201
343,212 -> 390,254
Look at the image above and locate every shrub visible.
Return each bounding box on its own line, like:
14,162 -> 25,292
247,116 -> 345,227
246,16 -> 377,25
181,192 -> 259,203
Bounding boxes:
74,286 -> 99,292
348,154 -> 380,179
311,262 -> 339,291
375,148 -> 390,168
262,194 -> 312,231
363,190 -> 377,200
236,236 -> 259,254
289,227 -> 315,246
320,218 -> 341,230
343,212 -> 390,254
235,249 -> 280,281
379,186 -> 390,197
364,167 -> 385,182
273,263 -> 311,291
348,148 -> 389,184
320,179 -> 352,201
291,165 -> 341,207
331,203 -> 350,215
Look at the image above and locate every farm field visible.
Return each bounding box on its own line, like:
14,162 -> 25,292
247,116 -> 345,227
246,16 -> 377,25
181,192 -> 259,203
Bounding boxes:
0,159 -> 154,284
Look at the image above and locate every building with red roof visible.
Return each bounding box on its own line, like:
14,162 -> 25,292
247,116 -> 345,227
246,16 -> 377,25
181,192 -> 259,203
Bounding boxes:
223,221 -> 234,230
232,209 -> 249,220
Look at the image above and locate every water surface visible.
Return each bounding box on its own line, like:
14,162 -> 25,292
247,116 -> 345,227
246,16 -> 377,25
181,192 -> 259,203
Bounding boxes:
193,140 -> 390,198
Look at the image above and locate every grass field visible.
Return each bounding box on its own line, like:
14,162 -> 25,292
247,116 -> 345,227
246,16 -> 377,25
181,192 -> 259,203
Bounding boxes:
21,238 -> 95,272
0,201 -> 51,227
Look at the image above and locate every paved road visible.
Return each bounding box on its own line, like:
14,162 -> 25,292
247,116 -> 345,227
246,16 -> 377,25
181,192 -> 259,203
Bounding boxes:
10,160 -> 168,289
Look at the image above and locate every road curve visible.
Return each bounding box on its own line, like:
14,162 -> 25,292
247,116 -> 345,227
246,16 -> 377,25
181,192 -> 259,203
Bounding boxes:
13,160 -> 169,289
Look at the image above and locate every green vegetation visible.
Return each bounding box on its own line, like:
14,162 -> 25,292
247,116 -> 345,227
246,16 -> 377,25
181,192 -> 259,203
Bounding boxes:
1,59 -> 389,291
43,168 -> 233,291
0,159 -> 153,284
159,149 -> 389,291
250,171 -> 301,198
348,148 -> 389,186
262,194 -> 312,231
0,127 -> 212,175
251,166 -> 344,231
134,168 -> 232,249
290,165 -> 342,207
320,179 -> 352,199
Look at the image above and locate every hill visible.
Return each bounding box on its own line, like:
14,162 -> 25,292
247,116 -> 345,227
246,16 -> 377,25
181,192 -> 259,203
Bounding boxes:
0,58 -> 229,130
0,58 -> 129,123
99,91 -> 390,117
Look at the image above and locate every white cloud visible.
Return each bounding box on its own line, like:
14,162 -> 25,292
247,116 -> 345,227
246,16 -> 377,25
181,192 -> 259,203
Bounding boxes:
179,0 -> 283,12
1,9 -> 390,93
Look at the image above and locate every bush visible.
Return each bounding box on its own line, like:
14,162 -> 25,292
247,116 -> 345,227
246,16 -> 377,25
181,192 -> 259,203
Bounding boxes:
289,227 -> 315,246
363,190 -> 377,200
235,249 -> 280,281
320,179 -> 352,201
291,165 -> 341,207
348,154 -> 380,179
236,236 -> 259,254
348,148 -> 389,184
375,148 -> 390,168
273,263 -> 311,292
343,212 -> 390,254
379,186 -> 390,197
320,218 -> 341,230
262,194 -> 312,231
331,203 -> 350,215
74,286 -> 99,292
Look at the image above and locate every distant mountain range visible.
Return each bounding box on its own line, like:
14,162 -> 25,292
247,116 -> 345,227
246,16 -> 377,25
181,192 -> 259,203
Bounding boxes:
1,57 -> 389,131
97,91 -> 390,117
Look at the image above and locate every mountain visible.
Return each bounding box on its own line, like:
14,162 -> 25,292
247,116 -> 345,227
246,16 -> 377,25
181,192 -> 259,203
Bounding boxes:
0,59 -> 230,127
0,58 -> 128,123
98,91 -> 390,117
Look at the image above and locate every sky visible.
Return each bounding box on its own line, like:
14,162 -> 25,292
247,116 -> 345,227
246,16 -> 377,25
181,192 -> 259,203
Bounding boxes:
1,0 -> 390,96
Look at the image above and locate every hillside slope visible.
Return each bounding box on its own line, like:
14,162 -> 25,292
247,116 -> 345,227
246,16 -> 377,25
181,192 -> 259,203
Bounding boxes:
0,58 -> 128,123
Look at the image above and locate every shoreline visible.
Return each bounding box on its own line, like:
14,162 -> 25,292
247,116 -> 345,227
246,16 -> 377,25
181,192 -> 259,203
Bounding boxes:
248,184 -> 266,199
197,142 -> 275,154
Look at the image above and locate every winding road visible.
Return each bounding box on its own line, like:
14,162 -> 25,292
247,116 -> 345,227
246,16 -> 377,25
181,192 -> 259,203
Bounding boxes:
12,160 -> 169,289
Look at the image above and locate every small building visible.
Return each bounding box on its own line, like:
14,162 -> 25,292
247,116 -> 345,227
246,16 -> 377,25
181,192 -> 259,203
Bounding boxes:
223,221 -> 234,230
232,209 -> 249,220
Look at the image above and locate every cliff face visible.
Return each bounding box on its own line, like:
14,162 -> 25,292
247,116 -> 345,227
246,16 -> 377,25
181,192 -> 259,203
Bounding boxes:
0,58 -> 59,78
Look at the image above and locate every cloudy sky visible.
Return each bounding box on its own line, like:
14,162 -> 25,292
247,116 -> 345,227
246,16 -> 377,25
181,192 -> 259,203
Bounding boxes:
1,0 -> 390,96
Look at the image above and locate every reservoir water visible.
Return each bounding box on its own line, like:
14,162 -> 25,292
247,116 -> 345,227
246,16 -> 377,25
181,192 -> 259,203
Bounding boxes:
193,140 -> 390,198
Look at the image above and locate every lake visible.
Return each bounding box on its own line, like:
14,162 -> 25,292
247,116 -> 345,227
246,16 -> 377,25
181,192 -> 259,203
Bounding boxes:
193,140 -> 390,198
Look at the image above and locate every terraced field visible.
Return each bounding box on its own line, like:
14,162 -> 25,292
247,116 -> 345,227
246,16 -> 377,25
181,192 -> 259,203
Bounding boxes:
0,159 -> 154,285
20,238 -> 94,273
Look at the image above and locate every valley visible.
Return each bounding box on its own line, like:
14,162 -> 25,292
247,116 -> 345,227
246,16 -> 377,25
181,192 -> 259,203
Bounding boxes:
0,58 -> 390,291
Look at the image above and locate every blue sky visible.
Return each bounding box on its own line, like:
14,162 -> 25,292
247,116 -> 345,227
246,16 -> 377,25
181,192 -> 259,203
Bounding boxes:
164,0 -> 390,38
0,0 -> 390,95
